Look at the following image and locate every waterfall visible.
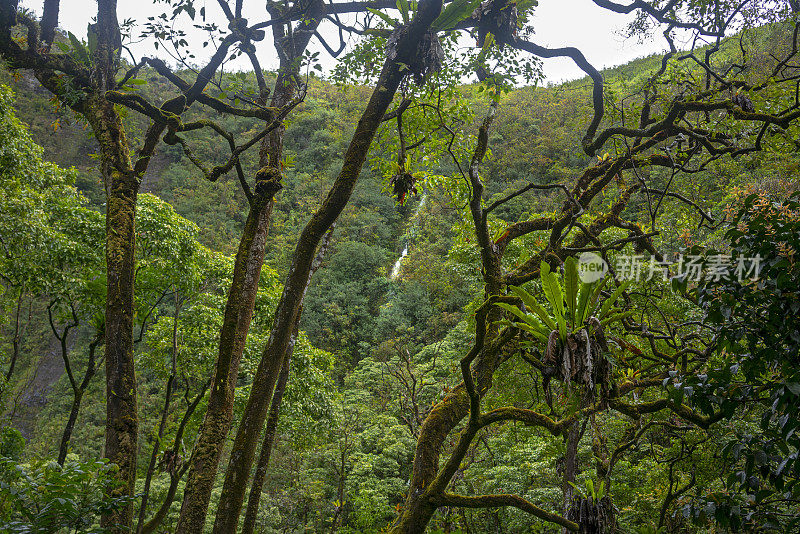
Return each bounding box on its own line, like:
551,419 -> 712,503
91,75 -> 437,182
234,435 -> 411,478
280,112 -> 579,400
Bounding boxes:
390,246 -> 408,279
389,193 -> 427,280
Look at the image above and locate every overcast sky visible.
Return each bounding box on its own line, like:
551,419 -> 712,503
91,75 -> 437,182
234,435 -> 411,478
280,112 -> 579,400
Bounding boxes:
20,0 -> 672,83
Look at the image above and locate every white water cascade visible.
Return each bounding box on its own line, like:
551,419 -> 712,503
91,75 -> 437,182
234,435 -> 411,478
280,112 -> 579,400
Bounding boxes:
389,193 -> 427,280
389,246 -> 409,279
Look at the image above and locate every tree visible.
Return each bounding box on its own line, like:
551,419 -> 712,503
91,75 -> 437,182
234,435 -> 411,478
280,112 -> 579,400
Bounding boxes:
209,3 -> 454,531
682,190 -> 800,529
0,2 -> 297,530
0,83 -> 89,387
0,2 -> 264,528
0,84 -> 106,462
370,1 -> 800,531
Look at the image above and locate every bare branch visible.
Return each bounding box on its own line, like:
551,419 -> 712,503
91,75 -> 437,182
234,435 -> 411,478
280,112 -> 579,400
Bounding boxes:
435,493 -> 578,531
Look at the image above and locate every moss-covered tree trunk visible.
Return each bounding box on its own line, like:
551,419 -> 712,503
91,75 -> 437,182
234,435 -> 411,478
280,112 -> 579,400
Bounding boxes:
240,328 -> 292,534
176,5 -> 327,532
174,24 -> 314,534
100,157 -> 139,531
77,82 -> 139,533
241,226 -> 332,534
390,389 -> 471,533
98,139 -> 139,533
84,4 -> 143,530
0,3 -> 235,532
211,3 -> 443,531
174,191 -> 276,533
1,5 -> 140,522
390,103 -> 505,534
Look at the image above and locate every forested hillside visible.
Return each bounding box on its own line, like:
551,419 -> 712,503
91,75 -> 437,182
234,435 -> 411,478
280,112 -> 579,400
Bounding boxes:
1,1 -> 800,533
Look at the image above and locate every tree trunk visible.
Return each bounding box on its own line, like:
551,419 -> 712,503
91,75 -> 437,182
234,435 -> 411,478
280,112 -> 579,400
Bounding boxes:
241,227 -> 332,534
4,286 -> 24,382
83,95 -> 139,533
49,301 -> 79,466
210,3 -> 442,530
172,11 -> 316,526
390,388 -> 471,533
57,332 -> 102,465
178,6 -> 329,532
57,388 -> 83,465
141,469 -> 184,534
174,193 -> 275,533
101,164 -> 139,532
141,381 -> 208,534
240,333 -> 293,534
562,421 -> 580,531
389,101 -> 504,534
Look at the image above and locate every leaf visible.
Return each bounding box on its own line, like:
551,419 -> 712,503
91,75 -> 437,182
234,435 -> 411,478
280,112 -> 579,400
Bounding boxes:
564,257 -> 578,327
585,276 -> 608,323
514,322 -> 550,341
508,285 -> 556,331
540,262 -> 566,341
516,0 -> 539,12
598,280 -> 631,320
494,303 -> 549,337
87,24 -> 97,54
68,32 -> 90,65
397,0 -> 410,23
481,32 -> 496,53
367,8 -> 400,27
429,0 -> 481,32
576,280 -> 592,326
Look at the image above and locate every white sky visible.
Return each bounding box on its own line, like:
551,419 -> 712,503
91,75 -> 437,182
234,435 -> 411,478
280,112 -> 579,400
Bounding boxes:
20,0 -> 672,83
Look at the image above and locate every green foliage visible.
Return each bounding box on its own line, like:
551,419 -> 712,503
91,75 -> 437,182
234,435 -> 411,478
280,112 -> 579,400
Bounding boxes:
0,427 -> 25,461
0,83 -> 105,416
0,83 -> 101,297
302,240 -> 390,364
497,260 -> 630,343
570,477 -> 606,500
679,191 -> 800,530
0,455 -> 126,533
429,0 -> 481,33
